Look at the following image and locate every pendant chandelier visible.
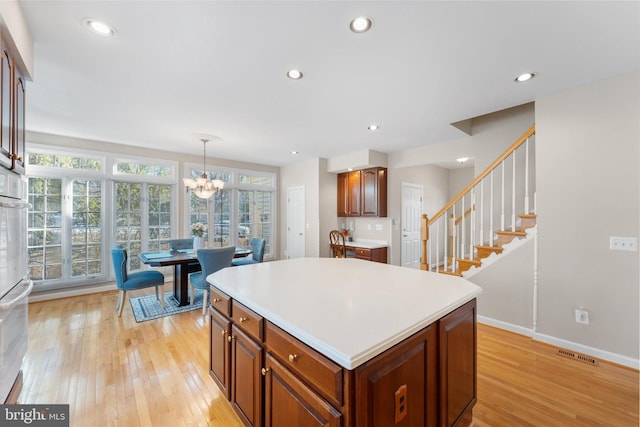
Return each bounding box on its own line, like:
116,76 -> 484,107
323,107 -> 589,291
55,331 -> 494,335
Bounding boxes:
183,137 -> 224,199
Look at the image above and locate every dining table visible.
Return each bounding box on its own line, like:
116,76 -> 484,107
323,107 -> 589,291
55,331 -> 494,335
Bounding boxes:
138,247 -> 252,306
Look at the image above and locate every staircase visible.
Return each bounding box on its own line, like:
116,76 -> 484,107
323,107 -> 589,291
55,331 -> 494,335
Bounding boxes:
420,125 -> 536,277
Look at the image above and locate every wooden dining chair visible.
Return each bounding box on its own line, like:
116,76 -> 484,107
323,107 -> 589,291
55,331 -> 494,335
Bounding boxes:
329,230 -> 347,258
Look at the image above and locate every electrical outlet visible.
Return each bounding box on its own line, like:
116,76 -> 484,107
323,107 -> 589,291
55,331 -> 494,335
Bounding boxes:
609,236 -> 638,252
375,224 -> 382,231
575,308 -> 589,325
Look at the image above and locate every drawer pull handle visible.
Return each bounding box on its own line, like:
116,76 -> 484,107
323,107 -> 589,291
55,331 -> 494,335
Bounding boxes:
212,298 -> 221,303
239,317 -> 248,323
261,368 -> 270,376
288,354 -> 298,363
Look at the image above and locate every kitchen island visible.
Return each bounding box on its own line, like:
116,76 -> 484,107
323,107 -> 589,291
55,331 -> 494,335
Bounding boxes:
207,257 -> 482,427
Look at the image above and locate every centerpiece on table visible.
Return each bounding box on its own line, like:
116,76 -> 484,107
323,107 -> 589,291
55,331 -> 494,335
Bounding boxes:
191,222 -> 206,250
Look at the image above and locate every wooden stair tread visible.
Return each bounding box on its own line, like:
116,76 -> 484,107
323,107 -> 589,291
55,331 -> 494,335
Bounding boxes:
458,258 -> 481,266
519,213 -> 537,219
495,230 -> 527,236
475,245 -> 503,251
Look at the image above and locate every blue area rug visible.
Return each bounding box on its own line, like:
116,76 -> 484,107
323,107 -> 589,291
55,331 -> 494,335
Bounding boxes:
129,289 -> 207,322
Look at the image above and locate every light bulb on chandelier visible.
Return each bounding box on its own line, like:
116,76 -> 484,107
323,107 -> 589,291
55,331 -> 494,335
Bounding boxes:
183,136 -> 224,199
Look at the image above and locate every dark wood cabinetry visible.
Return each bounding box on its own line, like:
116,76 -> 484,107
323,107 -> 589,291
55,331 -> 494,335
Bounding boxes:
439,299 -> 477,427
0,44 -> 26,174
337,168 -> 387,217
348,246 -> 388,264
209,308 -> 232,399
209,285 -> 476,427
355,325 -> 438,427
264,354 -> 342,427
231,324 -> 264,427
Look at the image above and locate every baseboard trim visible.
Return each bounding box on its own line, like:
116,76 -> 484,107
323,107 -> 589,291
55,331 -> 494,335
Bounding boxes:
478,316 -> 639,370
477,315 -> 533,337
29,282 -> 118,303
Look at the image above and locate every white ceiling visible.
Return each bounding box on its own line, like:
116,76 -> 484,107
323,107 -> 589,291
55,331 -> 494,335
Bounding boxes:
18,1 -> 640,167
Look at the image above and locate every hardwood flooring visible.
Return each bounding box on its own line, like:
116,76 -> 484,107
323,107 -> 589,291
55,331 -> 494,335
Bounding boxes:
19,290 -> 639,426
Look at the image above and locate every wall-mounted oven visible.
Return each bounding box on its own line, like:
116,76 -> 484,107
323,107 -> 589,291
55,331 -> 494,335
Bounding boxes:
0,167 -> 31,403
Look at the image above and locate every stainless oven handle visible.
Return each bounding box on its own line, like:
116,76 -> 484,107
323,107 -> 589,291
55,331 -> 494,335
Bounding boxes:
0,199 -> 31,209
0,280 -> 33,312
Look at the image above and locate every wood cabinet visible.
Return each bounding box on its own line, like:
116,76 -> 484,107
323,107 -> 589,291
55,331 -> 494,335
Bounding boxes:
337,168 -> 387,217
209,285 -> 476,427
355,326 -> 438,427
0,44 -> 26,174
264,354 -> 342,427
348,246 -> 388,264
231,324 -> 264,427
439,299 -> 477,427
209,308 -> 232,399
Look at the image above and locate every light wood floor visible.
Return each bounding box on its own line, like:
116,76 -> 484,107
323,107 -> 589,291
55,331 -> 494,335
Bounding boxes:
20,289 -> 639,427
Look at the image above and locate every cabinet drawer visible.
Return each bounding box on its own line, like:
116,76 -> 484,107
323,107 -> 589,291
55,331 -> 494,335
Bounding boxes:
210,287 -> 231,317
265,322 -> 343,406
354,248 -> 371,259
232,300 -> 264,342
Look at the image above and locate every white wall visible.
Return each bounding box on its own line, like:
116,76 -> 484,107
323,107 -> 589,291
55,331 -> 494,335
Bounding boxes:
535,72 -> 639,359
279,157 -> 321,259
387,165 -> 449,266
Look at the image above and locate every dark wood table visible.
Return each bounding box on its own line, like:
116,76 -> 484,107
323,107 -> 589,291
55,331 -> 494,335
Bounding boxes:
139,248 -> 251,306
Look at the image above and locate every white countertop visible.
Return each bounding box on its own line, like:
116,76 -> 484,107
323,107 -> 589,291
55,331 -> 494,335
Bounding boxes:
344,239 -> 387,249
207,257 -> 482,369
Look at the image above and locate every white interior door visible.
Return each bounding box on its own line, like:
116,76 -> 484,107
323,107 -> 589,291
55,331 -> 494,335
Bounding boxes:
286,185 -> 305,259
401,183 -> 423,268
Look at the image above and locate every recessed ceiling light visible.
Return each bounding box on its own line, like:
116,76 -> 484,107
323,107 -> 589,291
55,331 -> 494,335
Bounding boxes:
456,157 -> 470,164
368,124 -> 379,131
350,16 -> 373,33
515,72 -> 535,83
83,19 -> 116,36
287,69 -> 303,80
290,150 -> 299,155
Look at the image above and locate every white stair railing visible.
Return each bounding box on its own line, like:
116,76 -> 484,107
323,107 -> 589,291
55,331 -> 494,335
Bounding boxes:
421,125 -> 536,274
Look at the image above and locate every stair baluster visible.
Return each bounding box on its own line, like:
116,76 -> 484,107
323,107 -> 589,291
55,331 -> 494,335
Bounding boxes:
420,125 -> 536,276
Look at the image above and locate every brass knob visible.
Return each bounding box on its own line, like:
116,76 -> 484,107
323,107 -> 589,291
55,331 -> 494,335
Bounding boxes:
220,330 -> 226,337
212,298 -> 221,303
227,335 -> 234,342
288,354 -> 298,363
261,368 -> 270,376
239,317 -> 248,323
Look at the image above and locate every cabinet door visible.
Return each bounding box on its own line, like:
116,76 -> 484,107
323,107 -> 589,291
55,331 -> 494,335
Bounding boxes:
0,49 -> 11,170
231,324 -> 264,427
264,354 -> 342,427
355,326 -> 437,427
361,168 -> 378,216
439,299 -> 477,427
209,308 -> 232,400
337,172 -> 349,217
347,170 -> 361,216
11,71 -> 25,174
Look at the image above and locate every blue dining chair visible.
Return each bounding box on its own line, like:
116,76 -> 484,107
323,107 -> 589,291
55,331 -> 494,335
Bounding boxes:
190,246 -> 236,315
231,238 -> 266,266
111,246 -> 165,317
169,238 -> 194,251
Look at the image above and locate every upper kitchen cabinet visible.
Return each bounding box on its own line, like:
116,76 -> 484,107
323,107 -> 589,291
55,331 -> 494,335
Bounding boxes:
337,167 -> 387,217
0,46 -> 26,174
0,3 -> 34,175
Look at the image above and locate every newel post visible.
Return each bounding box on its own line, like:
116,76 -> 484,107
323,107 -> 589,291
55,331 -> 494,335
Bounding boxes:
420,213 -> 429,271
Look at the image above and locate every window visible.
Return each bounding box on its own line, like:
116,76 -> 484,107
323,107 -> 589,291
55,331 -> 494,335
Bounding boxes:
186,167 -> 275,259
27,145 -> 178,290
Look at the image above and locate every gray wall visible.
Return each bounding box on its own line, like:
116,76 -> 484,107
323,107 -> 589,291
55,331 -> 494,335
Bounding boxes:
535,72 -> 639,359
